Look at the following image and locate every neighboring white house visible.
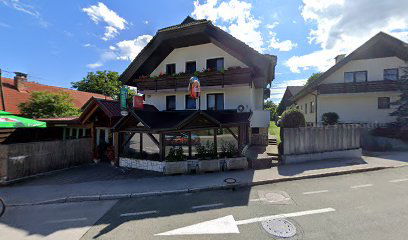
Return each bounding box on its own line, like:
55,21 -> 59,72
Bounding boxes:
119,17 -> 277,145
292,32 -> 407,125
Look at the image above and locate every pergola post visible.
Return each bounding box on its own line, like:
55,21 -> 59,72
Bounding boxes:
113,131 -> 119,165
159,133 -> 165,161
139,133 -> 143,153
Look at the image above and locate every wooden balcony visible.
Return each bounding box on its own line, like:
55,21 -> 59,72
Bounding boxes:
134,67 -> 253,91
317,80 -> 399,94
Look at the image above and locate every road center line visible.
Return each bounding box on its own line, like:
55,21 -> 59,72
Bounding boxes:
350,184 -> 373,189
45,217 -> 87,224
191,203 -> 223,210
120,210 -> 158,217
303,190 -> 329,195
236,208 -> 336,225
389,178 -> 408,183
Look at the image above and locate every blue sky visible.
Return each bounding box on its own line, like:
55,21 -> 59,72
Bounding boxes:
1,0 -> 407,103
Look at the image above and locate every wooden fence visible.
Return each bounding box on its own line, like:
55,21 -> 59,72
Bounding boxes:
0,138 -> 92,182
283,125 -> 361,155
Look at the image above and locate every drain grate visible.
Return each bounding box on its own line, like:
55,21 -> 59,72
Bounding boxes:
261,218 -> 297,238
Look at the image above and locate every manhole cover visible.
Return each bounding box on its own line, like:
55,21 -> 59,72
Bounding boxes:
262,218 -> 297,238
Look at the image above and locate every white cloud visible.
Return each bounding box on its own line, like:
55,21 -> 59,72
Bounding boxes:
111,35 -> 153,61
269,36 -> 297,51
192,0 -> 264,52
86,62 -> 103,69
83,43 -> 92,47
1,0 -> 48,27
286,0 -> 408,73
0,22 -> 10,28
82,2 -> 127,41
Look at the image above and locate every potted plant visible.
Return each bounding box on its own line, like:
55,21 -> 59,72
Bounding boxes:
223,143 -> 248,170
164,147 -> 188,174
198,142 -> 221,173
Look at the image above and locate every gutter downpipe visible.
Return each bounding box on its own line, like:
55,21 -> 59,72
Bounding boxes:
311,91 -> 319,126
0,69 -> 6,111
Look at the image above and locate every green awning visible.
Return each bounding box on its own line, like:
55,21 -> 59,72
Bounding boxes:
0,111 -> 46,128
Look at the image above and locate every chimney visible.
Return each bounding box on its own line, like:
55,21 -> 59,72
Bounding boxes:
14,72 -> 27,92
335,54 -> 346,64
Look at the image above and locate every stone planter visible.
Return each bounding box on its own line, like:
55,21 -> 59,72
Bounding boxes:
198,159 -> 221,173
164,161 -> 188,175
225,157 -> 248,170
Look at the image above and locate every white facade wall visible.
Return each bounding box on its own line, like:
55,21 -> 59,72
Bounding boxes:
151,43 -> 248,76
323,57 -> 406,84
295,57 -> 405,124
318,93 -> 399,124
144,85 -> 256,111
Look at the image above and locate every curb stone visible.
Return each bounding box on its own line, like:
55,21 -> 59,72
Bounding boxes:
5,165 -> 403,207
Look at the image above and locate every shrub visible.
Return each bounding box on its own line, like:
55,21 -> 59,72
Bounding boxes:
196,141 -> 218,160
322,112 -> 339,125
280,108 -> 306,128
219,142 -> 240,158
166,147 -> 187,162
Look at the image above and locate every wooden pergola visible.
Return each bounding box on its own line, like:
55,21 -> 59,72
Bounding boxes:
112,110 -> 251,163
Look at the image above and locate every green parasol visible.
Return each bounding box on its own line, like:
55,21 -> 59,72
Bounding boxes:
0,111 -> 46,128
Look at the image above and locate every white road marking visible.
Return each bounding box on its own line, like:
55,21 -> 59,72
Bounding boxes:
120,210 -> 158,217
191,203 -> 223,210
235,208 -> 335,225
45,217 -> 87,224
389,178 -> 408,183
350,184 -> 373,189
302,190 -> 329,195
249,198 -> 264,202
156,207 -> 335,236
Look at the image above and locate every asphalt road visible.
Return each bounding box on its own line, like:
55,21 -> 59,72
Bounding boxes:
1,167 -> 408,240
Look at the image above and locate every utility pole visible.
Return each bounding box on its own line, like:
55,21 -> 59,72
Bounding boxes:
0,69 -> 6,111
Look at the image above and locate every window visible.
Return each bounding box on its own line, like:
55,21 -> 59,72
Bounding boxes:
310,102 -> 315,113
251,128 -> 260,134
185,61 -> 196,74
304,103 -> 308,114
185,95 -> 197,110
344,71 -> 367,83
378,97 -> 390,109
166,95 -> 176,110
207,93 -> 224,110
206,58 -> 224,71
166,64 -> 176,75
384,68 -> 399,81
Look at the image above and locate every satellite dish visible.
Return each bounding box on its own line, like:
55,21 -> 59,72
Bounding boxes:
237,105 -> 245,112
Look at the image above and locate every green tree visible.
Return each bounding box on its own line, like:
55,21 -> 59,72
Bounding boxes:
264,100 -> 277,121
390,66 -> 408,127
305,72 -> 323,85
19,91 -> 81,118
71,71 -> 123,99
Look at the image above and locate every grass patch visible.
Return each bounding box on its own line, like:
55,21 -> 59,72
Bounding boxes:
269,121 -> 281,143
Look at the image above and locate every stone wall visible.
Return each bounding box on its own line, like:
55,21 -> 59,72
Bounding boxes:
250,127 -> 268,146
119,158 -> 165,172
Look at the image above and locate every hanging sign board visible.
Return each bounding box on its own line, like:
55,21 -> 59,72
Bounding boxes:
188,76 -> 201,99
133,95 -> 144,110
120,87 -> 128,116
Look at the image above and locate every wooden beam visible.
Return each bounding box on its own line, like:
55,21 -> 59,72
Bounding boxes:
225,127 -> 238,141
188,132 -> 192,158
139,133 -> 143,153
122,132 -> 136,147
159,133 -> 165,161
213,129 -> 217,154
113,131 -> 119,166
147,133 -> 160,147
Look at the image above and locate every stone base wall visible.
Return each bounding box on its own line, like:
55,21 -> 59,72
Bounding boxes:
119,158 -> 165,172
250,127 -> 268,146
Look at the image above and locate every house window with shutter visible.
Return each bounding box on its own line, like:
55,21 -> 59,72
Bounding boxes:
185,61 -> 196,74
207,93 -> 224,110
384,68 -> 399,81
166,95 -> 176,110
166,64 -> 176,75
206,58 -> 224,71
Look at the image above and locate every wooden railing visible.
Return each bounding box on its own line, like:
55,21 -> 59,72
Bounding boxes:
318,80 -> 399,94
134,67 -> 253,91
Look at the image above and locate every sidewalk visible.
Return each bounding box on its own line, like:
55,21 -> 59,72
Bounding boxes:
1,151 -> 407,206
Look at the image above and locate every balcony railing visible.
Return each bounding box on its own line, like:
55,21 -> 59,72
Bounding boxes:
134,67 -> 253,91
317,80 -> 399,94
